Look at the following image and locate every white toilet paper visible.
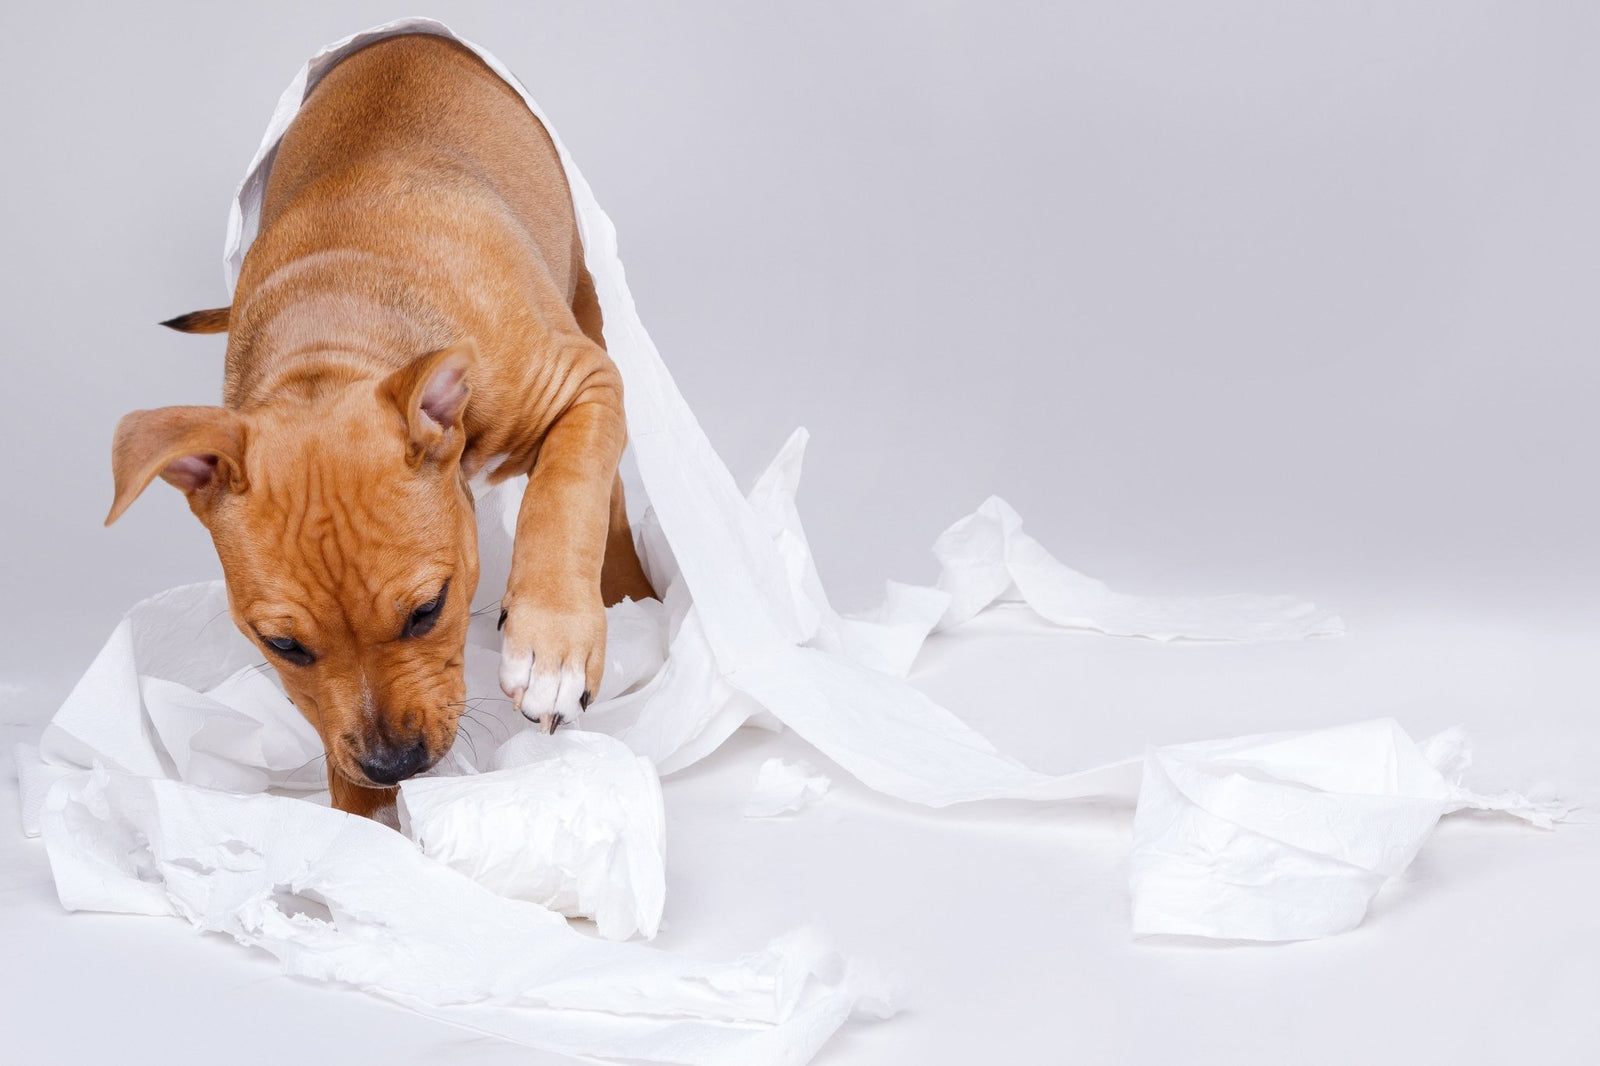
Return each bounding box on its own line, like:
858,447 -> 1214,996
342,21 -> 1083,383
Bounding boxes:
745,757 -> 831,818
27,749 -> 889,1065
398,729 -> 667,941
1127,719 -> 1564,940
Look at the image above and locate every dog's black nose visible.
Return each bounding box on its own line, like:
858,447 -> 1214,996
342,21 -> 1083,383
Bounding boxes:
357,738 -> 432,786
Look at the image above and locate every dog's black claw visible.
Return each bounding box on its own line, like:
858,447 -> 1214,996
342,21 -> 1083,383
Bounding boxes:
580,690 -> 591,711
548,712 -> 565,733
496,609 -> 507,631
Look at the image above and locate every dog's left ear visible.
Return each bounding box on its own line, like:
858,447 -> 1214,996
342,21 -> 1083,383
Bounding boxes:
380,339 -> 477,467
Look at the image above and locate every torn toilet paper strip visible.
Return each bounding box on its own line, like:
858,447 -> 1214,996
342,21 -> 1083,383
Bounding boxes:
13,15 -> 1567,1066
931,495 -> 1344,639
541,425 -> 1340,798
24,747 -> 891,1066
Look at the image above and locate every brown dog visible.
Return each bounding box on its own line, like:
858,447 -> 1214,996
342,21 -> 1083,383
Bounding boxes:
107,35 -> 655,817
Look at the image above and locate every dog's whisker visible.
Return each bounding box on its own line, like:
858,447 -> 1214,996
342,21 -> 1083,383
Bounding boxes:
455,723 -> 480,764
456,707 -> 510,745
448,704 -> 509,764
456,707 -> 495,733
282,751 -> 328,785
197,608 -> 234,635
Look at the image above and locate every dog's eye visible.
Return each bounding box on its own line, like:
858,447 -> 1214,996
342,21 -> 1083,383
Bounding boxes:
403,580 -> 449,639
263,635 -> 315,666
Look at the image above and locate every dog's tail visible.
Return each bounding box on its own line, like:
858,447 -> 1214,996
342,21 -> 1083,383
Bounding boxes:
160,307 -> 230,334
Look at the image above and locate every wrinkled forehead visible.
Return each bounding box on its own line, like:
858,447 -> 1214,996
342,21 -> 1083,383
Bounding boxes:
212,397 -> 463,610
249,386 -> 410,479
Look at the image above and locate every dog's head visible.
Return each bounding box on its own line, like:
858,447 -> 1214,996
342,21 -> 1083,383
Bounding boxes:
107,341 -> 480,795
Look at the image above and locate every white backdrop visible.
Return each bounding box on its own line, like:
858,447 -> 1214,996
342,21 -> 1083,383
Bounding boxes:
2,3 -> 1596,1064
4,1 -> 1597,682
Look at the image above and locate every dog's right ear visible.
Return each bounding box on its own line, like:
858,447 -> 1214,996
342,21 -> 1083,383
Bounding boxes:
106,406 -> 248,525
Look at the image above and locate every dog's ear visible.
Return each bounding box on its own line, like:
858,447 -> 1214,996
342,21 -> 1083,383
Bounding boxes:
106,406 -> 248,525
380,339 -> 476,467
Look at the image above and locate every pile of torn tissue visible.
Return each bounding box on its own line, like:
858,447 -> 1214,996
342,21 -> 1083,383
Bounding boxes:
13,18 -> 1567,1066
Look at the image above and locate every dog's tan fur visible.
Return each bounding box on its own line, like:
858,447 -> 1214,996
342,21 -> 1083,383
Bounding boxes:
109,35 -> 654,817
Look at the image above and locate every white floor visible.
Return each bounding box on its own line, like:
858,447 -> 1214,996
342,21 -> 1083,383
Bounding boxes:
5,594 -> 1596,1064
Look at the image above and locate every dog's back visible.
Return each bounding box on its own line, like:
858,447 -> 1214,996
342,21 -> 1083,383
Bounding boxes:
227,34 -> 593,405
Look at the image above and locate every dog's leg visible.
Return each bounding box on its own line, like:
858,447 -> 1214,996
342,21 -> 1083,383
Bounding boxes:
499,356 -> 628,731
570,254 -> 654,607
601,473 -> 656,606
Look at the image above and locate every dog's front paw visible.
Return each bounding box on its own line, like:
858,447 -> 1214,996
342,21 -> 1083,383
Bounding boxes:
498,594 -> 605,733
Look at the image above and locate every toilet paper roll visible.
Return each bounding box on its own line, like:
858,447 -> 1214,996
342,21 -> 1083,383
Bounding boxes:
397,729 -> 666,941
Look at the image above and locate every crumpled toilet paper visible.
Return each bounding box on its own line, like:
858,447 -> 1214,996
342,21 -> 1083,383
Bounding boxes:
1128,719 -> 1563,940
745,758 -> 831,818
931,495 -> 1344,639
399,729 -> 666,941
13,15 -> 1569,1066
